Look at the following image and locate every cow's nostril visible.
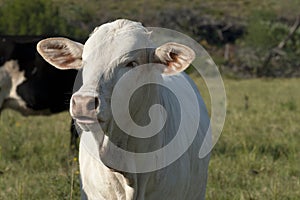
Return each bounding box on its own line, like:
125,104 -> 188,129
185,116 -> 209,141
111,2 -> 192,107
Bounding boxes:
86,97 -> 99,111
94,97 -> 99,110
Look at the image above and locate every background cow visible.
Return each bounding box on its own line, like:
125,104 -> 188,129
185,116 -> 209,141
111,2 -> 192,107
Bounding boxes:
0,36 -> 81,149
37,19 -> 211,200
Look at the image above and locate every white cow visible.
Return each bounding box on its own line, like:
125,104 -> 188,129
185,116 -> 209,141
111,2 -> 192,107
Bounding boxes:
37,19 -> 211,200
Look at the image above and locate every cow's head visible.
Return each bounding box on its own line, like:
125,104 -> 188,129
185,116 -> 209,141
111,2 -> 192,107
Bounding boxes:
0,38 -> 14,112
37,19 -> 195,132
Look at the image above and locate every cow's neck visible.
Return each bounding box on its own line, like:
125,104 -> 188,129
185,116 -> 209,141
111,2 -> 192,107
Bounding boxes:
94,83 -> 180,175
80,80 -> 181,198
106,83 -> 167,152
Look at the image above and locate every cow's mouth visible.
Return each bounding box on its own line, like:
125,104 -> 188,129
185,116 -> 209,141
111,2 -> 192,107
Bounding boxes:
74,116 -> 105,125
73,115 -> 108,134
74,116 -> 98,124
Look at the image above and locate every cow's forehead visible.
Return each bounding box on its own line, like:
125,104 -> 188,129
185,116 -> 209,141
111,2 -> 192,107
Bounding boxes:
82,20 -> 152,62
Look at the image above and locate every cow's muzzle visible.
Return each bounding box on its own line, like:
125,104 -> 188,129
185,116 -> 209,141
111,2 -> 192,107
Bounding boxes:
71,95 -> 100,124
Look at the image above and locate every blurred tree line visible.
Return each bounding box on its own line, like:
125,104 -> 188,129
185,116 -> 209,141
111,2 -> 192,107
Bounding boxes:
0,0 -> 90,38
0,0 -> 299,77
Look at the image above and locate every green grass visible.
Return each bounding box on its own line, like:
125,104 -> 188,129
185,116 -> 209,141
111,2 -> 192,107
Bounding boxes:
0,78 -> 299,199
0,112 -> 80,200
206,78 -> 300,200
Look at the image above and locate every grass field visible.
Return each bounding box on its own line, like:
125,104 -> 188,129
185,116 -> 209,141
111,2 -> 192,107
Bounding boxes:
0,78 -> 299,200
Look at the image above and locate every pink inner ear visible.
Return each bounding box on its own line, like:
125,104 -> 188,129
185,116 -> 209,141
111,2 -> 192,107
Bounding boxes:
163,52 -> 190,75
166,52 -> 179,67
169,52 -> 178,60
52,56 -> 76,66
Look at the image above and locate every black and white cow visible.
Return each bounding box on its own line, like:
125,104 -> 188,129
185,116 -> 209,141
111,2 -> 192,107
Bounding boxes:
0,36 -> 81,149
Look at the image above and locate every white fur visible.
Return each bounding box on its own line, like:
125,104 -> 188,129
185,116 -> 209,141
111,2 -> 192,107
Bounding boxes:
78,73 -> 210,200
79,20 -> 210,200
0,64 -> 12,110
38,19 -> 211,200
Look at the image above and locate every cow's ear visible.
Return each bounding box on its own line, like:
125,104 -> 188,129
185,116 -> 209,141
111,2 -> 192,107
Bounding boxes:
154,42 -> 195,75
37,37 -> 83,70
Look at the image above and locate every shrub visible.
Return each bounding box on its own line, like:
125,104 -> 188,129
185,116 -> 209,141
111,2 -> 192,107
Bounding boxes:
236,11 -> 300,77
0,0 -> 87,38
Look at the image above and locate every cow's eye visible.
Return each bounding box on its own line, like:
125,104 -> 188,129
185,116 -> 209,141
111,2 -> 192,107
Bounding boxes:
125,61 -> 138,67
